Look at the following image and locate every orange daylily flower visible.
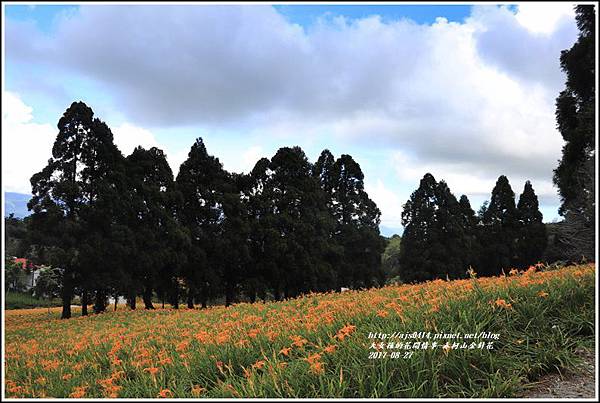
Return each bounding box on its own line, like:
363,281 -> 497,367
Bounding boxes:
191,385 -> 206,396
157,389 -> 173,398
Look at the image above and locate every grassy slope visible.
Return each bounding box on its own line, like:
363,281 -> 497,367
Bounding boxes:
4,263 -> 595,398
4,292 -> 62,310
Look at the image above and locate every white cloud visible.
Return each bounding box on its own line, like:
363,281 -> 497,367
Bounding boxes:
391,150 -> 559,207
218,145 -> 265,174
241,146 -> 264,173
5,4 -> 579,221
2,92 -> 56,194
515,3 -> 576,34
364,178 -> 404,229
112,123 -> 190,177
112,123 -> 160,156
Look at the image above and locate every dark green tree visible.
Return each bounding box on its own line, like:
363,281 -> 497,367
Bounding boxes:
176,138 -> 228,308
480,175 -> 519,275
552,5 -> 595,261
327,153 -> 384,289
458,195 -> 481,270
218,172 -> 251,306
398,174 -> 472,283
28,102 -> 124,318
245,158 -> 285,301
553,5 -> 595,214
264,147 -> 337,298
5,214 -> 28,258
124,146 -> 188,309
515,181 -> 547,267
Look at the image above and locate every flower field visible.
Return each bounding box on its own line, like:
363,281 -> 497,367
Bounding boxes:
3,264 -> 595,398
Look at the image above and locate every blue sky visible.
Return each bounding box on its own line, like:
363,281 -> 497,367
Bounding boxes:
3,3 -> 579,235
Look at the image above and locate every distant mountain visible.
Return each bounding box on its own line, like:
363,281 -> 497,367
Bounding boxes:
380,225 -> 403,238
4,192 -> 31,218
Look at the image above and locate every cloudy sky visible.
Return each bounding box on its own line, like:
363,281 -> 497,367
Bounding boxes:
2,3 -> 579,235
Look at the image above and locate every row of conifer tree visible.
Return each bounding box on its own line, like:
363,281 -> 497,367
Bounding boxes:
26,102 -> 385,318
398,173 -> 547,283
25,102 -> 546,319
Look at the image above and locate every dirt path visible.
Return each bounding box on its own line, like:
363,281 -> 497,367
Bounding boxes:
518,348 -> 596,399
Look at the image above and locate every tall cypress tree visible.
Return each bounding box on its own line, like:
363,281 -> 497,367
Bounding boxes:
218,172 -> 251,306
28,102 -> 124,318
458,195 -> 481,270
553,5 -> 595,215
552,5 -> 595,261
176,138 -> 227,308
399,174 -> 477,283
268,146 -> 335,298
328,153 -> 383,289
480,175 -> 519,275
516,181 -> 547,267
246,157 -> 285,301
124,146 -> 187,309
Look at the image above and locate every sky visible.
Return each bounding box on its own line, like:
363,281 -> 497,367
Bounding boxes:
2,2 -> 580,236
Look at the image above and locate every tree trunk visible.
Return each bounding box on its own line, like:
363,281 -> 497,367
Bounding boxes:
187,291 -> 194,309
128,291 -> 137,310
143,284 -> 154,309
225,284 -> 235,307
94,290 -> 107,314
199,284 -> 208,309
114,295 -> 118,311
81,289 -> 88,316
61,271 -> 73,319
259,288 -> 267,303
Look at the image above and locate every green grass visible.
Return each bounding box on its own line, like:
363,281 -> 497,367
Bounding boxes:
4,292 -> 62,310
3,264 -> 596,398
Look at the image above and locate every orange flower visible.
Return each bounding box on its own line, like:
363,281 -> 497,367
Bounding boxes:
290,335 -> 308,348
143,367 -> 160,376
252,360 -> 266,370
158,357 -> 173,366
191,385 -> 205,396
104,385 -> 122,398
111,370 -> 125,380
247,328 -> 260,338
279,347 -> 292,356
492,298 -> 512,309
157,389 -> 173,398
377,310 -> 389,318
537,291 -> 549,298
322,345 -> 337,354
69,386 -> 87,398
509,269 -> 519,276
176,340 -> 189,352
309,360 -> 325,374
62,374 -> 73,381
334,324 -> 356,341
305,353 -> 322,364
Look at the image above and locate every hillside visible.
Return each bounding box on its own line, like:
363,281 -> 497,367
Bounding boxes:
4,263 -> 595,398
